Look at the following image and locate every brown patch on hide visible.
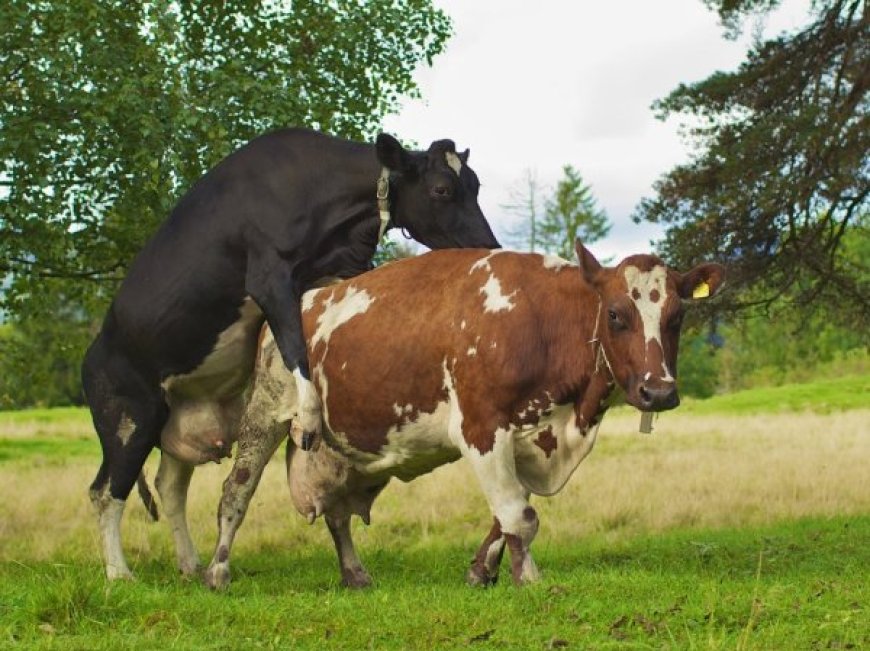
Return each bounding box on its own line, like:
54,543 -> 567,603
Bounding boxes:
533,426 -> 557,457
235,467 -> 250,484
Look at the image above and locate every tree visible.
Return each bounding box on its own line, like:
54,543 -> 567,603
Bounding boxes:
634,0 -> 869,326
0,0 -> 451,320
501,169 -> 543,252
0,0 -> 451,407
540,165 -> 611,260
504,165 -> 610,258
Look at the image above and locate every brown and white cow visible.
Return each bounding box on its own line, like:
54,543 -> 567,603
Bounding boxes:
199,242 -> 723,589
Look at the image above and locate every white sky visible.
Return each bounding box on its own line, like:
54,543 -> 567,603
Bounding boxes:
383,0 -> 814,262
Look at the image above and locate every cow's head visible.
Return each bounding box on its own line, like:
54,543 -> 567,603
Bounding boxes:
576,240 -> 725,412
375,134 -> 500,250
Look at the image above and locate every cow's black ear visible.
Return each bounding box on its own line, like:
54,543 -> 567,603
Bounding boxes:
459,148 -> 470,164
376,133 -> 415,173
575,239 -> 602,286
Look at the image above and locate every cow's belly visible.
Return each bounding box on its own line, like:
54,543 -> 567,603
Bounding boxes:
327,401 -> 460,482
159,297 -> 263,464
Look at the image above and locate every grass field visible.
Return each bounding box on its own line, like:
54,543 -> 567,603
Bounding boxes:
1,375 -> 868,649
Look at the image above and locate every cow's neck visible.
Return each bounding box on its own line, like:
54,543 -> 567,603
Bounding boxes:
299,152 -> 386,285
512,270 -> 616,496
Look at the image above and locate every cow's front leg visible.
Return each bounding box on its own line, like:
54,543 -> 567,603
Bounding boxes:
155,453 -> 199,576
459,433 -> 541,586
467,518 -> 506,587
203,420 -> 287,590
247,265 -> 321,452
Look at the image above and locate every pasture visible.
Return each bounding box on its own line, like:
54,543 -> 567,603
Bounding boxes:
1,375 -> 868,650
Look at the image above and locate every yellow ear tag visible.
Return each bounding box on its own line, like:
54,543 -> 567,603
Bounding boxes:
692,281 -> 710,299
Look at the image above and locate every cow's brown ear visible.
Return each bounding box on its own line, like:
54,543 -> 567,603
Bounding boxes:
575,239 -> 602,286
678,263 -> 725,300
376,133 -> 415,174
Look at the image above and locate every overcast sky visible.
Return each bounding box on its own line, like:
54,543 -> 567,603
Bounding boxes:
383,0 -> 813,261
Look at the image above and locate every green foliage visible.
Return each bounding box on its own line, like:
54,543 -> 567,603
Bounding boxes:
1,516 -> 867,649
635,0 -> 869,325
0,0 -> 452,407
715,295 -> 867,391
372,238 -> 418,267
504,166 -> 610,256
0,283 -> 94,408
676,332 -> 721,398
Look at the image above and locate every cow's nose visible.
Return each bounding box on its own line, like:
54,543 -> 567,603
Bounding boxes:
637,383 -> 680,411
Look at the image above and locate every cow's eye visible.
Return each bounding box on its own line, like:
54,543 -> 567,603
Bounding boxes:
432,184 -> 452,199
608,309 -> 626,331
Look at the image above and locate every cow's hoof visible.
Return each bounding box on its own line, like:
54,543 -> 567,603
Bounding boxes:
177,554 -> 202,578
178,563 -> 202,580
340,566 -> 372,589
301,431 -> 317,451
203,563 -> 231,591
466,566 -> 498,588
106,565 -> 134,582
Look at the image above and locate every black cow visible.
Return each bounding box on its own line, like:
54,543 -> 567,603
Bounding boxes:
82,128 -> 500,579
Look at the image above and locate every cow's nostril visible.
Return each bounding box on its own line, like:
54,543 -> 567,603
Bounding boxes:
638,385 -> 652,405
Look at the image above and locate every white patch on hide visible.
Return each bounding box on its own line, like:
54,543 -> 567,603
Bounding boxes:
311,286 -> 374,348
623,265 -> 674,382
445,151 -> 463,176
480,273 -> 516,313
116,413 -> 136,445
469,249 -> 510,275
302,287 -> 324,313
541,254 -> 574,270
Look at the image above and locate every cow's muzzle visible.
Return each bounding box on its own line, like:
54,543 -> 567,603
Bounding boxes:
636,382 -> 680,411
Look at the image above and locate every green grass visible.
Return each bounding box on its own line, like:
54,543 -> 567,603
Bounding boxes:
0,437 -> 96,463
679,373 -> 869,416
1,516 -> 867,650
0,407 -> 91,427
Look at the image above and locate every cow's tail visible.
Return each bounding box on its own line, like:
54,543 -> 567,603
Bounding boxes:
136,471 -> 160,522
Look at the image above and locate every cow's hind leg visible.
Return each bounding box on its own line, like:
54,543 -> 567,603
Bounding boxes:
155,453 -> 199,576
83,340 -> 167,580
204,420 -> 287,590
325,513 -> 372,588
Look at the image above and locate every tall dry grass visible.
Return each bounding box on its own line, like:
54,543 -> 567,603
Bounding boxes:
0,408 -> 868,567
